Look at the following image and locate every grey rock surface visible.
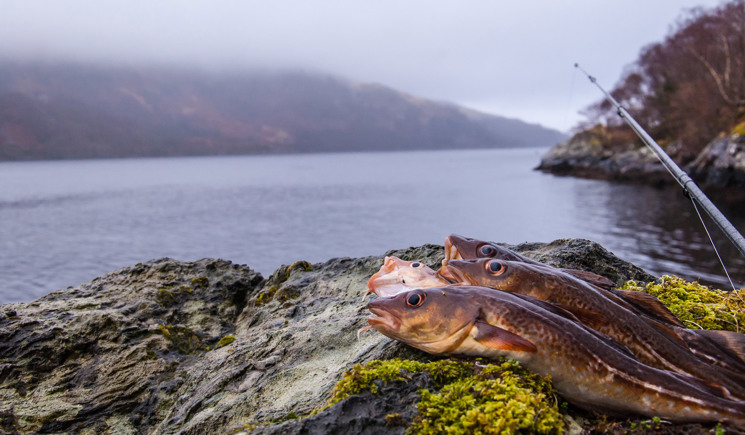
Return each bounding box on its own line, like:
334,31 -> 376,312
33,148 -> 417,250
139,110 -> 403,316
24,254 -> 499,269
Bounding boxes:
0,239 -> 653,434
687,133 -> 745,192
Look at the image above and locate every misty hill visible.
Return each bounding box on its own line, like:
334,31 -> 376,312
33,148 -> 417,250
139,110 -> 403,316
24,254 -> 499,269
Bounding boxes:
0,62 -> 566,160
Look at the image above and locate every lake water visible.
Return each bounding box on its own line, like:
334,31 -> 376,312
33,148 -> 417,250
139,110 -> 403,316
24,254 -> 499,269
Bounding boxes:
1,148 -> 744,304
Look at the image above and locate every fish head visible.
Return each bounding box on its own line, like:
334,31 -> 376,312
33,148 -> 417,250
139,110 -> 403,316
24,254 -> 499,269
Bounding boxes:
439,234 -> 527,280
444,258 -> 525,292
367,286 -> 480,354
366,256 -> 450,298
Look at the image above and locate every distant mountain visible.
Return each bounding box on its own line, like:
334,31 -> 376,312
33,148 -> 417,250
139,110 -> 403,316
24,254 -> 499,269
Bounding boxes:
0,61 -> 566,160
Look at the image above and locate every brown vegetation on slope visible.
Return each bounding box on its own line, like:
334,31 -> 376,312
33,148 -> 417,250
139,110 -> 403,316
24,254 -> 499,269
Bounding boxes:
581,0 -> 745,163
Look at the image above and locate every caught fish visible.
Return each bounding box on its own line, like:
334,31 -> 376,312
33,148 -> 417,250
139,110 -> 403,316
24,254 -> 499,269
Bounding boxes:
439,234 -> 617,291
440,234 -> 745,370
441,234 -> 698,330
443,257 -> 745,400
367,286 -> 745,426
366,256 -> 450,298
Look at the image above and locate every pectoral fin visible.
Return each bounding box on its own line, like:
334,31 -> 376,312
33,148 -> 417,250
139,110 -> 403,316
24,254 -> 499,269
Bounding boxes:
562,269 -> 615,290
614,290 -> 685,327
473,321 -> 537,353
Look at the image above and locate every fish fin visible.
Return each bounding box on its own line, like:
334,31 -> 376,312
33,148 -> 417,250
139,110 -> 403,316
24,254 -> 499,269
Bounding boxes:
694,329 -> 745,364
561,269 -> 615,290
508,293 -> 582,323
613,290 -> 685,327
643,317 -> 688,347
569,307 -> 606,327
473,321 -> 537,353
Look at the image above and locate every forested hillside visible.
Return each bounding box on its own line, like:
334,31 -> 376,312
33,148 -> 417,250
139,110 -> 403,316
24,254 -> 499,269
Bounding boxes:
579,0 -> 745,162
0,62 -> 565,160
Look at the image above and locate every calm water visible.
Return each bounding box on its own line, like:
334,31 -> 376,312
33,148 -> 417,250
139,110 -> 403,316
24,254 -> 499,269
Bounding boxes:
1,148 -> 744,304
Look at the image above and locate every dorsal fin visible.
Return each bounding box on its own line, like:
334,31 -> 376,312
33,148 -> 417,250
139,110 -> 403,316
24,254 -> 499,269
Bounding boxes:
566,306 -> 606,327
473,320 -> 537,353
643,316 -> 688,348
694,329 -> 745,365
562,268 -> 615,290
509,293 -> 582,323
613,289 -> 685,327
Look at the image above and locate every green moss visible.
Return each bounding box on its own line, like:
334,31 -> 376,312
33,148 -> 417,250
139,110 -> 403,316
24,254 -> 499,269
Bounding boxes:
217,335 -> 236,348
621,275 -> 745,332
190,276 -> 209,289
255,261 -> 312,306
316,358 -> 562,433
732,121 -> 745,136
410,359 -> 562,434
255,285 -> 279,306
275,285 -> 301,302
145,349 -> 157,360
156,285 -> 193,307
323,359 -> 472,410
156,324 -> 205,354
385,413 -> 407,427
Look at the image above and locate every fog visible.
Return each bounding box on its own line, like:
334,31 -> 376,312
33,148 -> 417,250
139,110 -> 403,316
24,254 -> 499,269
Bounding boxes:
0,0 -> 724,131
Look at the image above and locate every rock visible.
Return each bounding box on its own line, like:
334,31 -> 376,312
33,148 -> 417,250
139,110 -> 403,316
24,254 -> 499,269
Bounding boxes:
537,127 -> 745,197
535,126 -> 670,186
0,258 -> 263,433
687,133 -> 745,195
0,239 -> 659,433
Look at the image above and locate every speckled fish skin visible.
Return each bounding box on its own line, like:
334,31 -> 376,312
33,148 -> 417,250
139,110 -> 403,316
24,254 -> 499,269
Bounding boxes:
439,234 -> 618,291
366,256 -> 450,298
443,257 -> 745,401
441,234 -> 745,373
367,286 -> 745,426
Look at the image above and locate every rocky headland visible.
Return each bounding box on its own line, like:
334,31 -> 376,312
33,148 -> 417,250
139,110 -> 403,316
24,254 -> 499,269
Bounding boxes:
1,239 -> 740,434
536,125 -> 745,197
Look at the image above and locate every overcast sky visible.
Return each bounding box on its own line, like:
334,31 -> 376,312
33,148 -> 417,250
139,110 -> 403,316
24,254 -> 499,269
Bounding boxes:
0,0 -> 726,132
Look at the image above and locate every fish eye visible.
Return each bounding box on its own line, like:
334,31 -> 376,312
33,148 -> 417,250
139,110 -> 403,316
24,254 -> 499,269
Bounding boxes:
406,291 -> 425,307
485,260 -> 505,275
411,262 -> 421,268
478,245 -> 496,257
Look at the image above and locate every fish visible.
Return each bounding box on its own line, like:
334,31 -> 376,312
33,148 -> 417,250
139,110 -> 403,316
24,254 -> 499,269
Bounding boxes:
440,234 -> 693,328
439,235 -> 745,370
439,234 -> 617,291
366,256 -> 450,298
367,286 -> 745,426
443,257 -> 745,400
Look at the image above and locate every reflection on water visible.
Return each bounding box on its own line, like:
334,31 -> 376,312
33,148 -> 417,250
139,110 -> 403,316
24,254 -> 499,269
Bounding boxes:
570,181 -> 745,287
0,148 -> 743,304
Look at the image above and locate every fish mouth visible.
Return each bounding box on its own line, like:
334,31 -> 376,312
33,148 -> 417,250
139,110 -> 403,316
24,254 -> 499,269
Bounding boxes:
443,263 -> 471,285
439,235 -> 463,280
365,256 -> 397,298
368,305 -> 401,332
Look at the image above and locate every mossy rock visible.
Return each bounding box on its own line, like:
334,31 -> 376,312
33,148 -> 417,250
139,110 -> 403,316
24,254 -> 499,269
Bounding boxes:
155,285 -> 194,307
732,121 -> 745,136
156,324 -> 205,354
313,358 -> 563,434
255,261 -> 312,306
190,276 -> 209,289
216,335 -> 236,348
621,275 -> 745,332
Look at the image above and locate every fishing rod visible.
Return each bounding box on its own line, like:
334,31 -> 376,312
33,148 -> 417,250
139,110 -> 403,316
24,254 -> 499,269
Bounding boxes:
575,64 -> 745,264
